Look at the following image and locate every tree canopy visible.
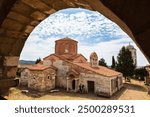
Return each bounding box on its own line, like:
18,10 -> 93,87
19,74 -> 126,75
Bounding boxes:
116,46 -> 135,79
134,67 -> 149,80
35,58 -> 41,64
99,58 -> 108,67
111,56 -> 116,69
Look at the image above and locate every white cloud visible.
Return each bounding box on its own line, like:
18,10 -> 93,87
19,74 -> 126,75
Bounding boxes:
20,35 -> 56,61
20,8 -> 149,66
32,8 -> 127,43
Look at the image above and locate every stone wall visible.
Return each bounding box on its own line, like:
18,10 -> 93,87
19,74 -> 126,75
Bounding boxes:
43,60 -> 52,66
52,59 -> 123,97
0,56 -> 19,79
28,71 -> 45,91
110,75 -> 123,95
43,68 -> 56,91
20,69 -> 29,86
80,73 -> 111,96
53,60 -> 69,89
20,68 -> 56,91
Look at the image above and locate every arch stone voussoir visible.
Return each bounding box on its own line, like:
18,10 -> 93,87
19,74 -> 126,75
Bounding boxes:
7,11 -> 31,25
31,11 -> 47,21
2,18 -> 24,31
1,56 -> 19,79
22,0 -> 51,12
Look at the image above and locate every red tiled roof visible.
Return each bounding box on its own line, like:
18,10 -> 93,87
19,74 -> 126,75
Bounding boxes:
26,65 -> 56,71
74,63 -> 121,77
43,54 -> 59,60
43,53 -> 121,77
44,53 -> 87,61
72,54 -> 87,60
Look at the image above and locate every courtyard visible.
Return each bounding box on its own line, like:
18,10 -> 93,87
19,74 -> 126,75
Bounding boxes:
4,79 -> 150,100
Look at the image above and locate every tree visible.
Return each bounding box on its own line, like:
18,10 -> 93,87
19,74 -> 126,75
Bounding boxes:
35,58 -> 41,64
111,56 -> 116,69
99,58 -> 108,67
116,46 -> 135,81
134,67 -> 149,81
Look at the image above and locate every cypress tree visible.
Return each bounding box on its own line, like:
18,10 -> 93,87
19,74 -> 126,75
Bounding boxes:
116,46 -> 135,81
35,58 -> 41,64
111,56 -> 116,69
99,58 -> 108,67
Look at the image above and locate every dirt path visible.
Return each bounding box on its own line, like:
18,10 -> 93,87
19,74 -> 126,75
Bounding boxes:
118,80 -> 150,100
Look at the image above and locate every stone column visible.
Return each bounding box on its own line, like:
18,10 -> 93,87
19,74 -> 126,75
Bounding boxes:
3,56 -> 19,79
148,86 -> 150,95
75,79 -> 79,92
66,77 -> 69,91
0,56 -> 19,95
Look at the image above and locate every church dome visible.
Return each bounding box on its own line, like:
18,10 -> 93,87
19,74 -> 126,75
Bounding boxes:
126,44 -> 134,49
55,37 -> 78,56
90,52 -> 98,59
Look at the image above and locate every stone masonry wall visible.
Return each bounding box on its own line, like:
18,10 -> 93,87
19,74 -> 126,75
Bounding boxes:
53,60 -> 69,89
80,73 -> 111,96
20,68 -> 56,91
20,69 -> 30,86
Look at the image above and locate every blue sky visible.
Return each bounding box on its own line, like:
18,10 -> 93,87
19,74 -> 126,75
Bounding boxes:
20,8 -> 149,66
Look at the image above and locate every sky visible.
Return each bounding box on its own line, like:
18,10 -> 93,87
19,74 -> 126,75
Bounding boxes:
20,8 -> 149,66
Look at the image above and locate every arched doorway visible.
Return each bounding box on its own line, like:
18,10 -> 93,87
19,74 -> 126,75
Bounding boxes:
68,74 -> 77,91
72,80 -> 75,90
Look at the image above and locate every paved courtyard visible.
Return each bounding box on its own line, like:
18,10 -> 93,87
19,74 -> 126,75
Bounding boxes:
5,79 -> 150,100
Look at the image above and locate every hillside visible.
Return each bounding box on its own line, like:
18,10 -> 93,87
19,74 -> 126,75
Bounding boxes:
19,60 -> 35,65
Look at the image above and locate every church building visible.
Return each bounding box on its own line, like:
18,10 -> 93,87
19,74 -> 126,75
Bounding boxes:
20,37 -> 123,97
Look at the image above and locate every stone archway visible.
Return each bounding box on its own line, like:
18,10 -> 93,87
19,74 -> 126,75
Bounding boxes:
67,73 -> 79,92
0,0 -> 150,93
0,0 -> 96,79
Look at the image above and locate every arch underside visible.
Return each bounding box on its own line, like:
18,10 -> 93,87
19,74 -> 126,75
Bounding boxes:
0,0 -> 150,79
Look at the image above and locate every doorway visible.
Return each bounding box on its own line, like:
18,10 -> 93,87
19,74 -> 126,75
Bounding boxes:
72,80 -> 75,90
87,81 -> 95,93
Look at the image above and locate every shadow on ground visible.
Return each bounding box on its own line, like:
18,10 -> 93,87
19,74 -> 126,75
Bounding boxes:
124,82 -> 147,92
16,86 -> 128,100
